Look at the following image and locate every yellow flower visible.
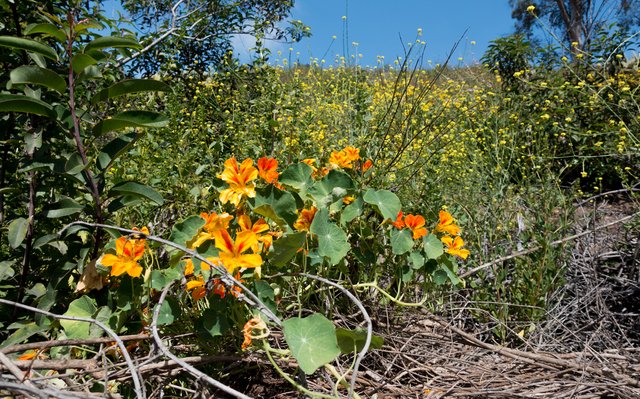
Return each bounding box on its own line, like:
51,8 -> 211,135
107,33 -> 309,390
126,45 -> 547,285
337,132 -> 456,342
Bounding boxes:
441,236 -> 470,260
242,316 -> 270,350
257,157 -> 279,184
329,146 -> 360,169
237,215 -> 271,252
294,207 -> 317,231
526,5 -> 535,12
191,212 -> 233,248
435,210 -> 461,236
100,227 -> 148,278
211,229 -> 262,274
218,157 -> 258,206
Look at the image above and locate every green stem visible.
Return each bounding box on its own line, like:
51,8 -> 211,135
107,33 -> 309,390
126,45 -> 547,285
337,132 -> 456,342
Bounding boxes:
262,342 -> 337,399
352,282 -> 428,307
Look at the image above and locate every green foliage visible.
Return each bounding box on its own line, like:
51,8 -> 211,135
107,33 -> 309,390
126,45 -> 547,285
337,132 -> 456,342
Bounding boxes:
482,34 -> 533,90
282,313 -> 341,375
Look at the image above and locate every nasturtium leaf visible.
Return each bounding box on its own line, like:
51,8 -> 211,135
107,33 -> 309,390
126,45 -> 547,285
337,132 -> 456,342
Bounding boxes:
60,296 -> 97,339
8,217 -> 29,249
390,229 -> 413,255
150,268 -> 182,291
89,307 -> 112,338
363,189 -> 401,220
251,185 -> 298,227
0,36 -> 58,60
279,162 -> 314,195
0,94 -> 56,118
268,232 -> 306,267
91,79 -> 173,104
157,297 -> 181,326
168,215 -> 205,256
308,170 -> 354,208
432,269 -> 448,285
253,280 -> 278,316
335,328 -> 384,354
282,313 -> 341,375
84,36 -> 141,53
24,23 -> 66,43
310,208 -> 350,265
97,132 -> 138,171
93,111 -> 169,135
196,304 -> 230,338
10,65 -> 66,93
109,181 -> 164,205
340,195 -> 363,226
423,234 -> 444,260
440,259 -> 462,286
44,197 -> 84,218
409,251 -> 425,270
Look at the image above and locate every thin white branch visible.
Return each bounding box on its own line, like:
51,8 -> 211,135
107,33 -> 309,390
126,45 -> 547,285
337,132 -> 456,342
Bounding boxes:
0,298 -> 145,399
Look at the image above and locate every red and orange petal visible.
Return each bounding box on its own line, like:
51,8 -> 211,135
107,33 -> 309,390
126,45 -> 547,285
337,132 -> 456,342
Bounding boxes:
294,207 -> 317,231
200,212 -> 233,234
404,214 -> 427,239
115,236 -> 145,261
362,159 -> 373,172
257,157 -> 279,184
392,211 -> 405,229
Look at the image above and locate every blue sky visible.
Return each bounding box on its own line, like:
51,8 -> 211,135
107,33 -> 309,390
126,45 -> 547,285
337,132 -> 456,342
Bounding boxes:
233,1 -> 517,67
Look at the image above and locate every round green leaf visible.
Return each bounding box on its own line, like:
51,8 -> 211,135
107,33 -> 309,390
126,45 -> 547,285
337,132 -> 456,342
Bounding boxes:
363,189 -> 401,220
390,229 -> 413,255
157,297 -> 181,326
283,313 -> 341,375
423,234 -> 444,260
310,208 -> 350,265
251,185 -> 298,227
308,170 -> 355,208
268,232 -> 306,267
60,296 -> 97,339
279,162 -> 314,195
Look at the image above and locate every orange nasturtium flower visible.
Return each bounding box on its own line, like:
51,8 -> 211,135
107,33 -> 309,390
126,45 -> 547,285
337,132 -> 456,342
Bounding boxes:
242,316 -> 269,350
100,227 -> 148,278
211,229 -> 262,274
17,350 -> 46,361
435,210 -> 461,236
257,157 -> 279,184
218,157 -> 258,206
329,146 -> 360,169
441,236 -> 470,260
191,212 -> 233,249
404,214 -> 427,239
293,207 -> 317,231
362,159 -> 373,172
392,211 -> 405,229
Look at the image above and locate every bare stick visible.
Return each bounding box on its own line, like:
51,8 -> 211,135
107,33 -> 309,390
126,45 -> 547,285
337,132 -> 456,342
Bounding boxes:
0,298 -> 144,399
2,333 -> 151,354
